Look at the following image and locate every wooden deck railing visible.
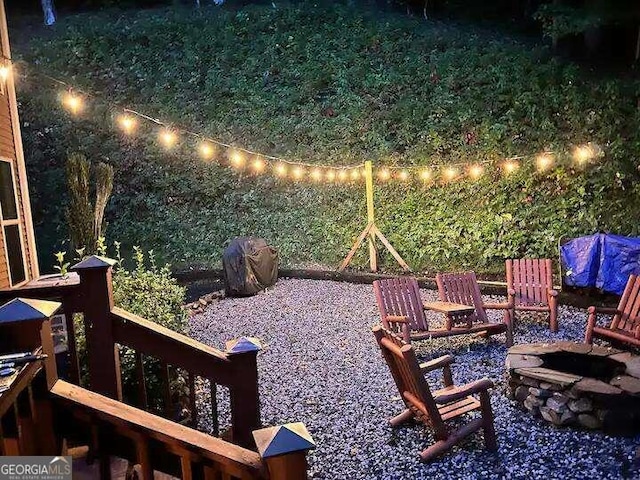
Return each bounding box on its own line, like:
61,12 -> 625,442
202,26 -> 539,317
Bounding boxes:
0,256 -> 261,448
51,380 -> 267,480
0,272 -> 315,479
0,371 -> 311,479
111,306 -> 260,441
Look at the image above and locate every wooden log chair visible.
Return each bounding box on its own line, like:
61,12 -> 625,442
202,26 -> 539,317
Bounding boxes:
585,274 -> 640,348
373,276 -> 513,346
436,272 -> 514,346
505,258 -> 559,332
372,325 -> 497,462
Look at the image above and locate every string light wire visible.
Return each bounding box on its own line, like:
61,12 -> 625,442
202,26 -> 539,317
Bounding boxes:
23,64 -> 604,184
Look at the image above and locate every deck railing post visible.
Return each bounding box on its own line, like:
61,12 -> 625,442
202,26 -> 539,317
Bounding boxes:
253,422 -> 316,480
226,337 -> 262,449
72,256 -> 122,400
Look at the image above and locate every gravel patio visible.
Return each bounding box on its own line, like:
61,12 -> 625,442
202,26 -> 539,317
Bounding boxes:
189,278 -> 640,480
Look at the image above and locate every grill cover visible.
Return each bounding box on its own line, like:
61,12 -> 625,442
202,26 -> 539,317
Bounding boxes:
223,237 -> 278,296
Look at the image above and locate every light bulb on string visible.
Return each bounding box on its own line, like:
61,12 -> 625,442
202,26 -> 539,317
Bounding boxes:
229,150 -> 245,168
443,167 -> 458,181
468,164 -> 484,179
292,166 -> 305,180
0,62 -> 11,82
311,168 -> 322,181
275,162 -> 287,177
199,142 -> 215,160
62,91 -> 84,115
350,169 -> 360,181
536,153 -> 553,172
117,115 -> 137,135
251,156 -> 266,173
398,170 -> 409,181
326,169 -> 336,182
378,168 -> 391,181
159,129 -> 177,149
338,170 -> 348,182
419,168 -> 432,182
573,145 -> 594,165
502,160 -> 519,175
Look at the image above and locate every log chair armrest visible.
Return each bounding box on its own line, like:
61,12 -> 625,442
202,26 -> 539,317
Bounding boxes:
385,315 -> 409,323
433,378 -> 494,404
588,306 -> 619,316
507,288 -> 517,297
547,288 -> 559,297
483,301 -> 514,310
419,354 -> 454,372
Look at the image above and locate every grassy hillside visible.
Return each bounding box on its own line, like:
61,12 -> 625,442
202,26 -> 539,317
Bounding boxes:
12,3 -> 640,274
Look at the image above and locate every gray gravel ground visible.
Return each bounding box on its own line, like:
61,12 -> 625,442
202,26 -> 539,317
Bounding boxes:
189,278 -> 640,480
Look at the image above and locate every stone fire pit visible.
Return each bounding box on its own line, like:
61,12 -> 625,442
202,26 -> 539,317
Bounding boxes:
506,341 -> 640,435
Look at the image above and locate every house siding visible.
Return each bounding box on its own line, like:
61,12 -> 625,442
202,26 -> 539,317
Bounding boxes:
0,0 -> 37,288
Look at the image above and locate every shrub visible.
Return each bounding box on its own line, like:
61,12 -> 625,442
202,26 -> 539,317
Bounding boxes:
72,243 -> 189,412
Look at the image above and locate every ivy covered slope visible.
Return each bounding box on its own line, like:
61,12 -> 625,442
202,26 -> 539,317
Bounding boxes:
15,4 -> 640,274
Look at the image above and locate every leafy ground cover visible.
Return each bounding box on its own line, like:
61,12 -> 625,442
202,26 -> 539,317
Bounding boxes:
12,2 -> 640,274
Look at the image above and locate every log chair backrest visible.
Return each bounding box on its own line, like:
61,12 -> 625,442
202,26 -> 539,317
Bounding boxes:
373,278 -> 429,332
435,271 -> 487,324
372,326 -> 447,438
611,274 -> 640,336
506,258 -> 554,306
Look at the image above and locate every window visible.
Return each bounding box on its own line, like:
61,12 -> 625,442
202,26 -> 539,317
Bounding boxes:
0,159 -> 26,286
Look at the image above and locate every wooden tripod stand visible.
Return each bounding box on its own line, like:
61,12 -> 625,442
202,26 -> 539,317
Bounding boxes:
338,161 -> 411,272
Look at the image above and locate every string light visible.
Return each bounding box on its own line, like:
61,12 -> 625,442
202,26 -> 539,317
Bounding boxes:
536,153 -> 553,172
199,142 -> 215,160
36,70 -> 604,187
573,145 -> 594,165
292,166 -> 305,180
419,169 -> 432,182
443,167 -> 458,181
159,129 -> 177,149
251,156 -> 266,173
502,160 -> 519,175
468,164 -> 484,179
229,150 -> 245,168
378,168 -> 391,181
62,92 -> 83,115
275,163 -> 287,177
0,63 -> 11,82
117,114 -> 137,135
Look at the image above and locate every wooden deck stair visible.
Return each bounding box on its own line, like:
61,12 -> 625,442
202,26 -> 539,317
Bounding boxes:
69,448 -> 176,480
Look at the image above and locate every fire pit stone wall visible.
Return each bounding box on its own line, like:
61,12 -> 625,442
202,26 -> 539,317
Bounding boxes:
506,342 -> 640,435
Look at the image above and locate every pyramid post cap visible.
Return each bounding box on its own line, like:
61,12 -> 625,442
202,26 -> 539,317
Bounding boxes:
252,422 -> 315,458
71,255 -> 117,271
225,336 -> 262,354
0,298 -> 62,324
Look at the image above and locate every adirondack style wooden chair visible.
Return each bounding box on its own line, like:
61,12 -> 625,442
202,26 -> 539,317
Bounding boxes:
373,325 -> 497,462
435,271 -> 514,346
585,274 -> 640,347
506,258 -> 559,332
373,276 -> 513,346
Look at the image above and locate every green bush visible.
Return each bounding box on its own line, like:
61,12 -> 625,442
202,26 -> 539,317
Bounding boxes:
18,4 -> 640,274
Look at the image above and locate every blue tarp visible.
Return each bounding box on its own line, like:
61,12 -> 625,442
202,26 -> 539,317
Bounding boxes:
561,233 -> 640,295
